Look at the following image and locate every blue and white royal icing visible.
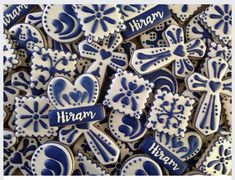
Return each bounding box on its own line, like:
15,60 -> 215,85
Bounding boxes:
48,74 -> 120,165
147,90 -> 195,137
140,18 -> 178,48
30,46 -> 77,91
4,137 -> 39,175
169,5 -> 201,22
74,5 -> 125,42
186,57 -> 231,135
14,96 -> 58,137
131,25 -> 206,78
155,131 -> 202,161
186,13 -> 217,45
4,5 -> 36,29
31,142 -> 74,175
118,5 -> 172,40
74,152 -> 109,175
3,30 -> 19,74
42,4 -> 83,43
79,33 -> 128,88
9,23 -> 46,67
108,110 -> 147,142
25,12 -> 43,28
120,155 -> 162,176
200,5 -> 232,45
4,129 -> 17,149
196,136 -> 232,175
4,72 -> 20,111
103,69 -> 153,119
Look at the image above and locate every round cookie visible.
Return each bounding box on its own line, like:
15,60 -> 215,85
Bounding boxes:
31,142 -> 74,175
121,155 -> 162,175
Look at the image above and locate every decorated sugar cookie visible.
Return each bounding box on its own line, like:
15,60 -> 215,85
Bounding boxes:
74,152 -> 109,175
74,5 -> 125,42
147,90 -> 195,137
47,74 -> 120,165
4,129 -> 17,149
4,137 -> 39,175
169,5 -> 201,22
105,140 -> 134,175
186,13 -> 216,45
31,142 -> 74,175
186,57 -> 231,135
4,5 -> 37,29
25,12 -> 43,28
140,18 -> 178,48
3,30 -> 19,74
14,96 -> 58,137
201,42 -> 231,78
196,136 -> 231,175
140,136 -> 188,175
42,4 -> 83,43
108,110 -> 147,142
30,47 -> 77,91
131,25 -> 206,78
79,33 -> 128,88
9,23 -> 46,67
103,69 -> 153,119
118,4 -> 171,40
200,5 -> 232,45
120,155 -> 162,176
4,72 -> 20,111
155,131 -> 202,161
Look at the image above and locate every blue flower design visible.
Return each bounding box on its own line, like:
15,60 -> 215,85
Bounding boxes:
207,144 -> 231,175
81,5 -> 116,33
210,5 -> 231,34
112,77 -> 144,111
20,101 -> 49,132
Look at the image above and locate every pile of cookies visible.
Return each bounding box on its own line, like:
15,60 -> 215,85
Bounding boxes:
3,4 -> 232,176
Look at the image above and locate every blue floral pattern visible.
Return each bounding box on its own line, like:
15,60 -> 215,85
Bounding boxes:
74,5 -> 125,42
15,96 -> 58,137
147,90 -> 194,137
186,57 -> 231,136
4,137 -> 38,175
104,69 -> 153,119
197,136 -> 232,175
200,5 -> 231,44
30,47 -> 77,91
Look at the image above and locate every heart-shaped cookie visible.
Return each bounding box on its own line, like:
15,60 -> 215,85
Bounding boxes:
155,131 -> 202,161
48,74 -> 99,110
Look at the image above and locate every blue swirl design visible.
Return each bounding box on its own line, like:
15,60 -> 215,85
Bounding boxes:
135,160 -> 161,175
41,146 -> 69,175
143,69 -> 177,93
52,5 -> 82,40
118,114 -> 146,140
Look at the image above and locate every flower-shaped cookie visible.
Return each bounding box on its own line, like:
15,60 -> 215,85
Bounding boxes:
186,57 -> 231,135
200,5 -> 232,45
146,90 -> 194,137
48,74 -> 120,165
15,96 -> 58,137
74,5 -> 125,42
104,69 -> 153,118
131,25 -> 206,78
